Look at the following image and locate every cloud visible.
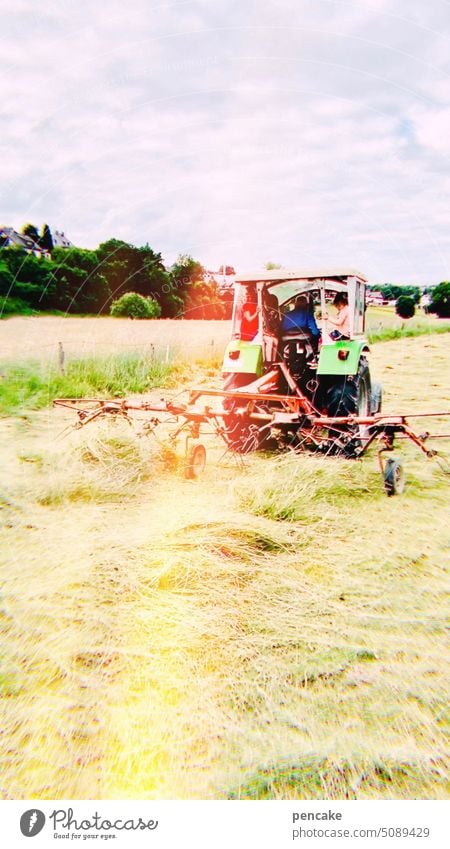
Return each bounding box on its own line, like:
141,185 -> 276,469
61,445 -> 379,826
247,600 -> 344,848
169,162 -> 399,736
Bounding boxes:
1,0 -> 449,283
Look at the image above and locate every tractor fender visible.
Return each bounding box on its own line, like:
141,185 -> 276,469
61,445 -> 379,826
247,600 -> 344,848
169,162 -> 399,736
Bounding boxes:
222,340 -> 264,376
316,340 -> 370,376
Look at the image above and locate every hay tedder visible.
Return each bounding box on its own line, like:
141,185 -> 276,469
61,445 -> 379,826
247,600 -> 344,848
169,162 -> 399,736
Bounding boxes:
54,268 -> 449,496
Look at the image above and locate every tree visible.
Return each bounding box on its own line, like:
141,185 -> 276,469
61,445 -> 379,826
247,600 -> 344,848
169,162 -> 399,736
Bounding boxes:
0,259 -> 15,296
21,223 -> 40,245
428,281 -> 450,318
0,247 -> 54,308
395,295 -> 415,319
170,254 -> 227,318
376,284 -> 420,304
50,247 -> 111,313
40,223 -> 54,253
377,285 -> 394,301
220,286 -> 234,319
97,239 -> 178,316
110,292 -> 161,318
265,261 -> 282,270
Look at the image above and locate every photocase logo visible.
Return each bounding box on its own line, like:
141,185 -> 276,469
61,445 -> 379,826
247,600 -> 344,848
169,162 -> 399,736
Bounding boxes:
20,810 -> 46,837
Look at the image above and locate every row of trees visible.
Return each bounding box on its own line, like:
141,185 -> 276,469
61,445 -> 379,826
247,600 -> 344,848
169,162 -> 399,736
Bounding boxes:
369,283 -> 449,317
0,238 -> 233,319
1,228 -> 449,318
368,284 -> 422,303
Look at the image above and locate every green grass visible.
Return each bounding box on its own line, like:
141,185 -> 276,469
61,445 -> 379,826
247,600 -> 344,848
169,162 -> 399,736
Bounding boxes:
367,323 -> 450,343
228,755 -> 449,799
0,352 -> 182,415
366,306 -> 449,342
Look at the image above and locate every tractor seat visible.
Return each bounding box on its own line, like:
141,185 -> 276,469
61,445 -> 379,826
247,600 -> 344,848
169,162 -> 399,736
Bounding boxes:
281,329 -> 313,343
281,331 -> 317,371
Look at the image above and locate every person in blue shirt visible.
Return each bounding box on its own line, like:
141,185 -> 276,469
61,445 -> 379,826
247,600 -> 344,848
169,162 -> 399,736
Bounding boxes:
281,295 -> 321,347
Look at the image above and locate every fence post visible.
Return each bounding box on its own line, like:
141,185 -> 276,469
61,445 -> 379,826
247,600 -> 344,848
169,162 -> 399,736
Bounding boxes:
58,342 -> 65,374
165,344 -> 170,363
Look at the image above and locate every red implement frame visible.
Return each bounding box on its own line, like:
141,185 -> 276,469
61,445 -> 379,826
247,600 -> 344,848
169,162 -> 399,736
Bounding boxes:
53,389 -> 450,466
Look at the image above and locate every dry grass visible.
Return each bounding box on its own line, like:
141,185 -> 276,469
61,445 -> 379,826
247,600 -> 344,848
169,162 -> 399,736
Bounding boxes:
0,335 -> 449,800
0,316 -> 231,362
0,309 -> 447,364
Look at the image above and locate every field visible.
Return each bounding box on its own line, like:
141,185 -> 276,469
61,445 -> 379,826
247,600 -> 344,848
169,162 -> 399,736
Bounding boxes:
0,325 -> 449,800
0,315 -> 231,362
0,307 -> 448,363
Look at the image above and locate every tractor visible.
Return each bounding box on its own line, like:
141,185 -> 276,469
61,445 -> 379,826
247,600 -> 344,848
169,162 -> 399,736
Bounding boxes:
221,267 -> 381,456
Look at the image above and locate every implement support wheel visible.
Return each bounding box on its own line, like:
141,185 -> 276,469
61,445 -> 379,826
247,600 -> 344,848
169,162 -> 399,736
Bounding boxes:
383,457 -> 405,496
185,442 -> 207,479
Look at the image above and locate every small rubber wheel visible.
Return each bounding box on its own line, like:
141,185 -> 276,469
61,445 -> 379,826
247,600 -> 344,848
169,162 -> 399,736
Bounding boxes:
185,443 -> 206,479
383,458 -> 405,496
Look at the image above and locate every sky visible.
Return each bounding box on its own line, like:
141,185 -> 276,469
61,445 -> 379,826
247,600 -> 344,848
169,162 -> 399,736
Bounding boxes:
1,0 -> 450,284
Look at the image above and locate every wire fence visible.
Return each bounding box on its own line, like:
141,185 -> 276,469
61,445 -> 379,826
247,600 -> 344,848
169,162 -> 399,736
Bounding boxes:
0,318 -> 231,366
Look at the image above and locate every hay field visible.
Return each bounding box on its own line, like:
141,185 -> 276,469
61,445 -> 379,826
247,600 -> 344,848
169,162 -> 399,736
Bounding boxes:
0,316 -> 231,363
0,308 -> 447,364
0,334 -> 449,800
366,305 -> 446,331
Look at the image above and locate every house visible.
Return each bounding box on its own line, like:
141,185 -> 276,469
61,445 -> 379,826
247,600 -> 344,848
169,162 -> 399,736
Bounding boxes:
208,269 -> 236,291
52,229 -> 73,249
0,226 -> 47,257
366,291 -> 386,306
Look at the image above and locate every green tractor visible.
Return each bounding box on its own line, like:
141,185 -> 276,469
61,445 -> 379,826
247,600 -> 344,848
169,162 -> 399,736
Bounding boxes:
221,267 -> 382,453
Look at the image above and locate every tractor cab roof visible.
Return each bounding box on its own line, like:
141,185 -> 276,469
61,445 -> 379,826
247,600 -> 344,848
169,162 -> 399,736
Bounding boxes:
235,268 -> 368,308
235,267 -> 368,285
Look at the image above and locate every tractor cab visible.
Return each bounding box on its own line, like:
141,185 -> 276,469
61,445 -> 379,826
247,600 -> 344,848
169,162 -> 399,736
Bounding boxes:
223,268 -> 377,420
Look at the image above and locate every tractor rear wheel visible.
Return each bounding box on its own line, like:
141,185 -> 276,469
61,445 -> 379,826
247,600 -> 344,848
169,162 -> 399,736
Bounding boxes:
326,358 -> 371,418
223,415 -> 264,453
325,358 -> 371,454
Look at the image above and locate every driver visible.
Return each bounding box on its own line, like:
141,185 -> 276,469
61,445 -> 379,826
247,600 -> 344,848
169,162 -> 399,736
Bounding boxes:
282,295 -> 321,350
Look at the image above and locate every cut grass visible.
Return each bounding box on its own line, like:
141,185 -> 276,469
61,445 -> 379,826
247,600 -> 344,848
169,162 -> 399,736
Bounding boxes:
0,335 -> 449,800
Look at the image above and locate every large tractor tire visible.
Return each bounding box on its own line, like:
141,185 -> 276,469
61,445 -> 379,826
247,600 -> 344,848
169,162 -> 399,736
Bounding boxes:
325,357 -> 371,454
222,373 -> 273,454
326,358 -> 371,418
223,413 -> 266,453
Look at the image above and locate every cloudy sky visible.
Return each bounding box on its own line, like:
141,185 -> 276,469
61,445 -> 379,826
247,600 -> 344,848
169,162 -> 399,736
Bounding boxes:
1,0 -> 450,282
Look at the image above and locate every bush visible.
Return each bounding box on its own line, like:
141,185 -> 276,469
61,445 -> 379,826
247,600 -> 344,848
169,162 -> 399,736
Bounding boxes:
110,292 -> 161,319
0,296 -> 35,317
395,295 -> 415,320
428,282 -> 450,318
